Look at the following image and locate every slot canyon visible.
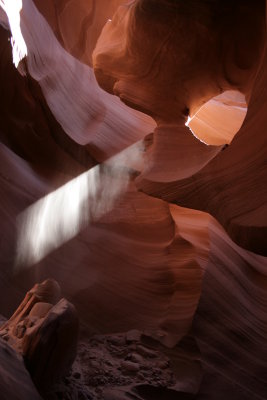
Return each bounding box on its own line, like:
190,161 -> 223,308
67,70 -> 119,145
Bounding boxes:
0,0 -> 266,399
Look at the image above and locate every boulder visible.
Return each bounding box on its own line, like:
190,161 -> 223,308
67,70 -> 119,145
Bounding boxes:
0,279 -> 79,393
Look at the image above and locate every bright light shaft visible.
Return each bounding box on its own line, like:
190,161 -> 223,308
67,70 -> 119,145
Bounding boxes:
16,143 -> 143,270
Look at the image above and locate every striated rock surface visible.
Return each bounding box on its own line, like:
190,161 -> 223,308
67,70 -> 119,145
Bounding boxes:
0,1 -> 266,400
93,0 -> 267,254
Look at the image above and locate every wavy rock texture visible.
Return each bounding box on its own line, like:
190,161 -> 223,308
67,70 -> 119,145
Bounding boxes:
0,1 -> 266,399
93,0 -> 266,254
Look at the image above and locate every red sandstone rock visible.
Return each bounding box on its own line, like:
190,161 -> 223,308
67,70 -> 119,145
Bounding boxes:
0,280 -> 79,394
0,1 -> 266,400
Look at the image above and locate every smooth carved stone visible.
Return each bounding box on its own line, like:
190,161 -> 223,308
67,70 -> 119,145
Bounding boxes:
33,0 -> 126,66
0,0 -> 154,161
136,41 -> 267,254
138,124 -> 222,182
92,0 -> 265,186
0,279 -> 79,393
0,2 -> 266,400
95,0 -> 267,253
93,0 -> 264,119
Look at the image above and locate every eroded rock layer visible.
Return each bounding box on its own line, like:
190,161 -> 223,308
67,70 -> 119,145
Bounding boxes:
0,1 -> 266,399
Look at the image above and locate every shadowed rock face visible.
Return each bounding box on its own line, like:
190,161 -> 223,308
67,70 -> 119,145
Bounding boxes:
0,1 -> 267,399
0,337 -> 42,400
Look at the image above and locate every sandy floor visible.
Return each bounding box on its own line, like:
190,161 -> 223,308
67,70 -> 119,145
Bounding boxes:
49,330 -> 180,400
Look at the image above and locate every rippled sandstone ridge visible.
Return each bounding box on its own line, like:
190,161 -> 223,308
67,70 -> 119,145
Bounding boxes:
0,1 -> 266,399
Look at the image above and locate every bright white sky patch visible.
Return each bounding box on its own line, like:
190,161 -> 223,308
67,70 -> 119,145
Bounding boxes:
0,0 -> 27,67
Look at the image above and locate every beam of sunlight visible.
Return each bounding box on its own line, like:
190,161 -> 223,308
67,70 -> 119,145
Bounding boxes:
0,0 -> 27,67
15,142 -> 144,271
